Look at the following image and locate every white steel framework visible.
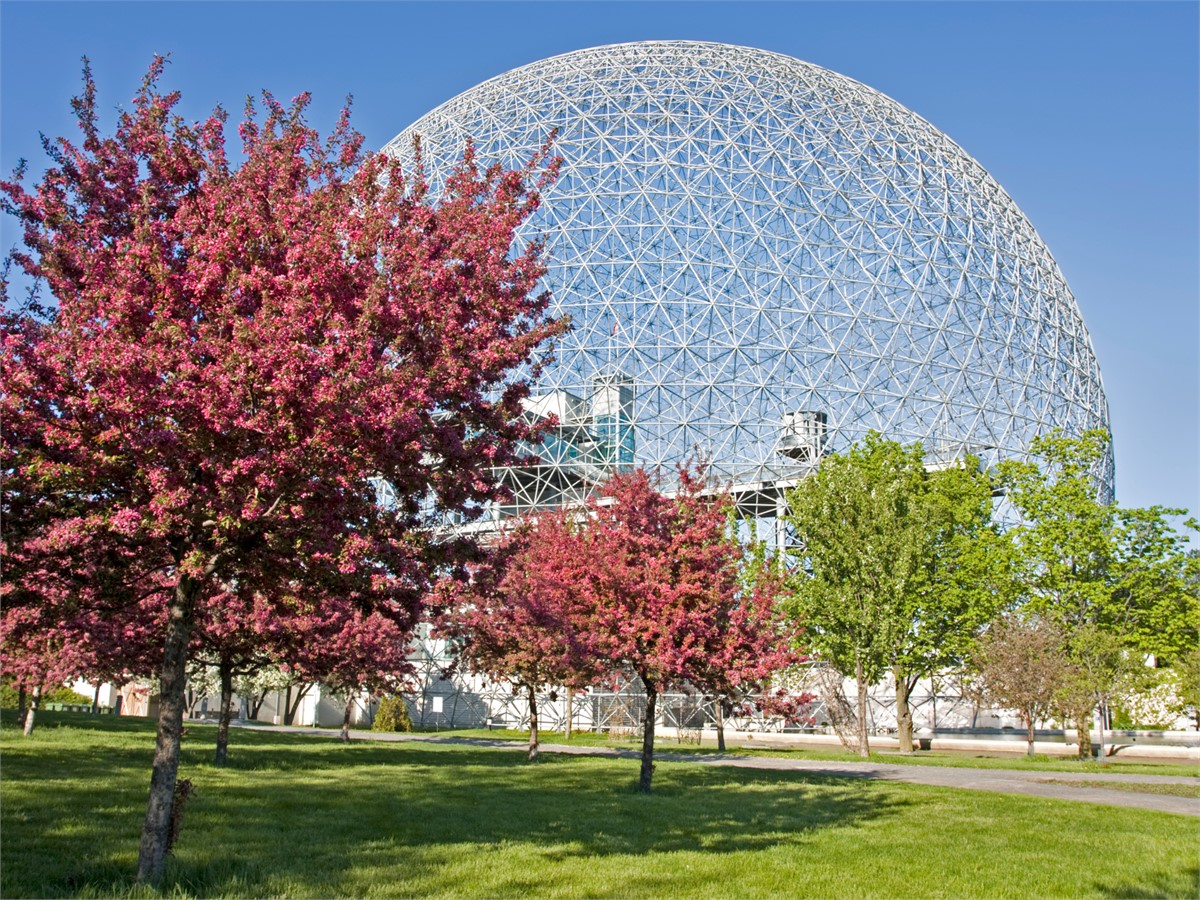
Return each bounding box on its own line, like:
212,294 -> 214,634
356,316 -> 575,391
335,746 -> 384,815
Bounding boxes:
384,41 -> 1112,514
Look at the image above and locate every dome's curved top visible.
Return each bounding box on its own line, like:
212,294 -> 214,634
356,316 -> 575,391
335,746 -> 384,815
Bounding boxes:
384,41 -> 1111,499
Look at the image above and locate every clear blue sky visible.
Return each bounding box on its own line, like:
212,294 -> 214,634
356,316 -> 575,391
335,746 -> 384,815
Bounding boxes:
3,1 -> 1197,517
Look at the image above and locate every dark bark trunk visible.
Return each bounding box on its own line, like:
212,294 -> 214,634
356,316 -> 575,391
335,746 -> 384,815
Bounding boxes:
17,685 -> 27,726
135,575 -> 198,886
894,666 -> 913,753
214,659 -> 233,766
527,684 -> 539,762
1076,709 -> 1093,759
92,682 -> 102,715
564,687 -> 574,741
341,695 -> 353,743
249,690 -> 267,720
1024,711 -> 1036,757
855,656 -> 870,758
184,682 -> 199,719
22,686 -> 41,736
284,683 -> 311,725
638,682 -> 658,793
715,698 -> 726,752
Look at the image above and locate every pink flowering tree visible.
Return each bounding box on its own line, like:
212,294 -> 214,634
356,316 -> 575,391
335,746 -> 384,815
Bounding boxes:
435,510 -> 607,761
578,466 -> 799,792
1,60 -> 563,884
684,541 -> 803,752
189,583 -> 418,764
292,606 -> 418,743
1,582 -> 164,734
189,588 -> 304,764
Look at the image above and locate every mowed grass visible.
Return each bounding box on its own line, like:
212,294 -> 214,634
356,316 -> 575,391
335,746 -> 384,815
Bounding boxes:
2,713 -> 1197,899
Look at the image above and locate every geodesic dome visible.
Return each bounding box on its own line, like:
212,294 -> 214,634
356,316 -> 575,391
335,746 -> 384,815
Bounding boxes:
384,41 -> 1112,509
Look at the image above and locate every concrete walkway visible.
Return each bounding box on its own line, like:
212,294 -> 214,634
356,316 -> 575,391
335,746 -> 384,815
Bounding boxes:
246,724 -> 1200,818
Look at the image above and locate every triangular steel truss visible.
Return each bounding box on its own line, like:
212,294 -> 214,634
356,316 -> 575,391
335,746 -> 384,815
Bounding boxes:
384,41 -> 1112,511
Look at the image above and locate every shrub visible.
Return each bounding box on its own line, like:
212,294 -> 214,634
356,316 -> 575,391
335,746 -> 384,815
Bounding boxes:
1,681 -> 94,709
372,695 -> 413,732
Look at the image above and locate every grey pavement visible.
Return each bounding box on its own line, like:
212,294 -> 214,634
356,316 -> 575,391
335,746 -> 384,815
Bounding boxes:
243,723 -> 1200,818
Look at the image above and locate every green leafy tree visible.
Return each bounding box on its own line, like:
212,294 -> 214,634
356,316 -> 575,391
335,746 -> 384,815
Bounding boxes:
785,433 -> 1006,755
998,429 -> 1199,758
891,459 -> 1016,751
1053,622 -> 1136,760
1174,646 -> 1200,729
1110,509 -> 1200,662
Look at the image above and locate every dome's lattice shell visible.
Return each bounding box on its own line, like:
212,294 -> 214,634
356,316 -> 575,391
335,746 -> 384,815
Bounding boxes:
384,41 -> 1111,500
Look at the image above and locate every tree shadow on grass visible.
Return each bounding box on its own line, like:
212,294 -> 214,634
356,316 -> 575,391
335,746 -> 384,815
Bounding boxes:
1092,866 -> 1200,899
183,753 -> 900,898
3,731 -> 903,898
1,709 -> 158,733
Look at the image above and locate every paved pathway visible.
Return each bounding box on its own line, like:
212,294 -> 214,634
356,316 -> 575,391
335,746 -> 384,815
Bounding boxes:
246,724 -> 1200,818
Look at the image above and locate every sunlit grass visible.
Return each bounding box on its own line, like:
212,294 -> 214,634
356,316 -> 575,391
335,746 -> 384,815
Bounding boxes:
2,712 -> 1196,898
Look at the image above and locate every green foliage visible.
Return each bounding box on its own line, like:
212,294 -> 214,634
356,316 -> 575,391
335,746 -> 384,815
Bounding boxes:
371,695 -> 413,733
997,430 -> 1200,737
0,681 -> 92,709
785,435 -> 929,686
998,430 -> 1199,660
1055,622 -> 1137,723
1177,647 -> 1200,714
784,434 -> 1007,699
1110,510 -> 1200,661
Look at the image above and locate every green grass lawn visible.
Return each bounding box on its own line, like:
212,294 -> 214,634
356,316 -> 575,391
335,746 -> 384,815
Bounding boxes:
2,713 -> 1197,899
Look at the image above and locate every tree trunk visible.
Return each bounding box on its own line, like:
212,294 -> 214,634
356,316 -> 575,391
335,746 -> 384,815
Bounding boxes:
284,683 -> 311,725
1075,709 -> 1093,760
526,684 -> 539,762
214,659 -> 234,766
249,690 -> 267,720
92,682 -> 102,715
855,656 -> 870,758
894,666 -> 913,753
135,576 -> 197,886
22,686 -> 41,736
715,698 -> 726,752
1024,711 -> 1036,758
564,687 -> 574,741
17,685 -> 27,727
340,695 -> 354,743
639,682 -> 658,793
184,682 -> 198,719
1095,700 -> 1108,766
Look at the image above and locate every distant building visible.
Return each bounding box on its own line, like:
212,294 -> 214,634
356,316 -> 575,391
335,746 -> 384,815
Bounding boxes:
380,41 -> 1115,732
386,40 -> 1112,537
